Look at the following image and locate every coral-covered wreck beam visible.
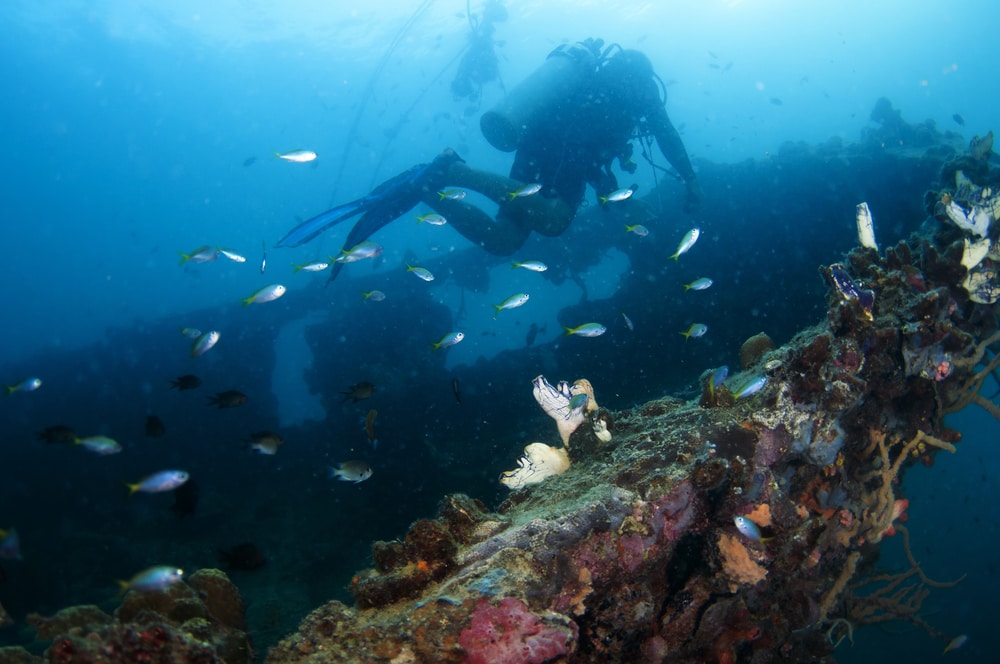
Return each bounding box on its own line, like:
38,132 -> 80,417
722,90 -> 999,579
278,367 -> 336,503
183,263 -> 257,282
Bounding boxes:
264,187 -> 995,661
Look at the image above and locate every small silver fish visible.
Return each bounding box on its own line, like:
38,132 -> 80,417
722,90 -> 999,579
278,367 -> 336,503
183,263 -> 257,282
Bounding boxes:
117,566 -> 184,593
217,247 -> 247,263
683,277 -> 713,291
329,460 -> 373,483
431,331 -> 465,351
599,186 -> 635,205
191,330 -> 220,357
733,376 -> 767,398
361,290 -> 386,302
125,470 -> 190,495
670,228 -> 701,261
563,322 -> 607,337
493,293 -> 530,318
437,189 -> 466,201
75,435 -> 122,456
336,241 -> 383,263
508,183 -> 542,200
943,634 -> 968,654
679,323 -> 708,341
241,284 -> 286,306
178,245 -> 218,265
625,223 -> 649,237
406,264 -> 435,281
179,327 -> 202,339
512,260 -> 548,272
292,260 -> 330,273
416,213 -> 448,225
275,149 -> 317,163
621,311 -> 634,331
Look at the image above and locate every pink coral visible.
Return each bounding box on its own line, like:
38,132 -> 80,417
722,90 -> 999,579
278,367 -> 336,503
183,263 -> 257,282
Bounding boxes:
459,597 -> 576,664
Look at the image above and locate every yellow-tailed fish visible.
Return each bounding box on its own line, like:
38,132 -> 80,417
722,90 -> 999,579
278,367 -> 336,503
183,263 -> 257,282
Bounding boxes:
178,245 -> 218,266
191,330 -> 220,357
437,189 -> 466,201
625,223 -> 649,237
74,435 -> 122,456
943,634 -> 968,654
416,213 -> 447,226
125,470 -> 189,495
599,185 -> 636,205
508,183 -> 542,200
361,290 -> 386,302
679,323 -> 708,341
512,260 -> 548,272
406,264 -> 435,281
179,327 -> 202,339
431,331 -> 465,351
275,149 -> 317,163
493,293 -> 530,319
683,277 -> 713,291
335,241 -> 383,263
733,376 -> 767,398
6,377 -> 41,395
241,284 -> 286,306
733,516 -> 762,541
563,323 -> 607,337
117,566 -> 184,594
670,228 -> 701,261
292,260 -> 330,273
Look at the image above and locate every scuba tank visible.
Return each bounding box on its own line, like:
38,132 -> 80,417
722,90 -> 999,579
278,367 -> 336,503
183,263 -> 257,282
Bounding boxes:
480,40 -> 601,152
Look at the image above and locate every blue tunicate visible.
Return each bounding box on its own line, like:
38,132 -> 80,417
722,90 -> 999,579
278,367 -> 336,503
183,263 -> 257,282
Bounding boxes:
745,469 -> 767,502
469,568 -> 508,596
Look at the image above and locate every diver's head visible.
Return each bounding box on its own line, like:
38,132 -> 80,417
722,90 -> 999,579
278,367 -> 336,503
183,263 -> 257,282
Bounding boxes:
600,49 -> 657,102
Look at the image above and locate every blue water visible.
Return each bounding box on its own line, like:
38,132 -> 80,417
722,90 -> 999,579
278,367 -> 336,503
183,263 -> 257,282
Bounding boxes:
1,1 -> 997,661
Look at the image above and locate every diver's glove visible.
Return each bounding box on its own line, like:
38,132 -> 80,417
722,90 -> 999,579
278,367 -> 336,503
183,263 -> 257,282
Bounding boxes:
683,177 -> 704,214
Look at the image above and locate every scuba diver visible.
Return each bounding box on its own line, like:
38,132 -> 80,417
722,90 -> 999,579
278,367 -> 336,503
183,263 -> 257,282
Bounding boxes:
277,39 -> 703,283
451,0 -> 508,103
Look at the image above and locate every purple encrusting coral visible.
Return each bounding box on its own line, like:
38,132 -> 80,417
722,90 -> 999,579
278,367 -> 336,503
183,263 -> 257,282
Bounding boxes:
458,597 -> 577,664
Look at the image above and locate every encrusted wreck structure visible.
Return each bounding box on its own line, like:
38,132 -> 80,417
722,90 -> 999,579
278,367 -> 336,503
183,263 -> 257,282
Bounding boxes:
1,106 -> 996,663
257,172 -> 996,661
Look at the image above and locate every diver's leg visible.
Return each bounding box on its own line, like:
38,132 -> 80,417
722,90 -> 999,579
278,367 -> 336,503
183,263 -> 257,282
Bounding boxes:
424,159 -> 575,252
424,195 -> 530,256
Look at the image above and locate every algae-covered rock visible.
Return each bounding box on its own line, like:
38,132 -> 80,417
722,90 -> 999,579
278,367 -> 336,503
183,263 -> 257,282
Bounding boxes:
27,569 -> 252,664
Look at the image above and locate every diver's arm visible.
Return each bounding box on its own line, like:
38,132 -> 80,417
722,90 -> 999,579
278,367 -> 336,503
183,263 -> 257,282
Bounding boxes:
648,107 -> 703,212
648,106 -> 695,181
